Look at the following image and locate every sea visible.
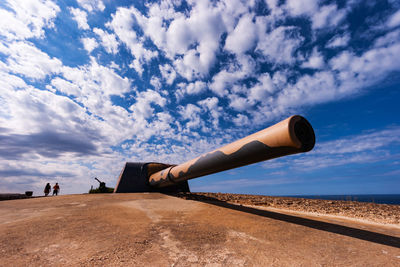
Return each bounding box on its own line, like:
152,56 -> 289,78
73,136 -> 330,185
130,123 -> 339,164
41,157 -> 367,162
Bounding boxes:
286,194 -> 400,205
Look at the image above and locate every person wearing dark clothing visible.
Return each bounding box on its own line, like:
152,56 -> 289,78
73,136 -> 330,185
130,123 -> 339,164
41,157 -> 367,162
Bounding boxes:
44,183 -> 51,196
52,183 -> 60,196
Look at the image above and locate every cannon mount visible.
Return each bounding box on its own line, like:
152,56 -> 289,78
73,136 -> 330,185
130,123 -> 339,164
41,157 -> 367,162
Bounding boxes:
114,162 -> 190,193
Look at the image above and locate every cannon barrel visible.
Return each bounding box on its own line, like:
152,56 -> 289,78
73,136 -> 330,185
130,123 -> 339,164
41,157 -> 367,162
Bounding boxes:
148,115 -> 315,188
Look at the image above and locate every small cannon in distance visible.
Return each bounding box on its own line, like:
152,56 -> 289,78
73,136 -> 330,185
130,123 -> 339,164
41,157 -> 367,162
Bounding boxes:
95,177 -> 106,190
89,177 -> 114,193
114,115 -> 316,193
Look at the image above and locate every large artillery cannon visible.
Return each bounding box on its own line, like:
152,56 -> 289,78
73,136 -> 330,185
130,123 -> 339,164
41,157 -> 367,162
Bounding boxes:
114,115 -> 315,193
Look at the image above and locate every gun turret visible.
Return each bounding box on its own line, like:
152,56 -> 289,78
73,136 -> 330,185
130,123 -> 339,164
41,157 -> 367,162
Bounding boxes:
114,115 -> 315,193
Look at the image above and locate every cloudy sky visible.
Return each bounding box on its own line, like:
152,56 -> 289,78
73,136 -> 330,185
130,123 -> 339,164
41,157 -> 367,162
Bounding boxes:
0,0 -> 399,196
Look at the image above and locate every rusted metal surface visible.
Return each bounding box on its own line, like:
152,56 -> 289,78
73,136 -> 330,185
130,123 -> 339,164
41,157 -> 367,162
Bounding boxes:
149,115 -> 315,188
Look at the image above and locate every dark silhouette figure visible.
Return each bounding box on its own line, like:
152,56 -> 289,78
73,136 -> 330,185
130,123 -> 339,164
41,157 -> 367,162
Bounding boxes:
52,183 -> 60,196
44,183 -> 51,196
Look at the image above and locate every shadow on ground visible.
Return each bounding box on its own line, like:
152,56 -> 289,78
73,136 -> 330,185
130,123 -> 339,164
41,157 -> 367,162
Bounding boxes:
171,193 -> 400,249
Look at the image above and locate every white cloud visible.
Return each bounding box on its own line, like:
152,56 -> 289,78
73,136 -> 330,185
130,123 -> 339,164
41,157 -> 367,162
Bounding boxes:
126,0 -> 256,80
248,73 -> 276,102
293,153 -> 381,171
50,60 -> 137,149
316,128 -> 400,155
81,37 -> 98,53
109,61 -> 121,70
98,0 -> 398,132
0,0 -> 60,40
0,72 -> 99,140
159,64 -> 177,85
178,103 -> 203,130
271,71 -> 288,90
243,70 -> 336,127
0,41 -> 62,80
198,96 -> 221,128
93,28 -> 119,54
209,70 -> 239,97
128,4 -> 170,51
224,13 -> 257,54
129,89 -> 167,120
185,81 -> 207,95
330,41 -> 400,93
0,55 -> 169,170
229,94 -> 253,112
232,113 -> 250,126
0,71 -> 29,93
209,55 -> 255,97
374,29 -> 400,47
106,7 -> 137,49
278,71 -> 337,107
294,127 -> 400,170
242,35 -> 400,127
175,81 -> 207,101
285,1 -> 347,31
329,51 -> 352,70
128,60 -> 144,76
62,57 -> 131,99
265,0 -> 279,11
50,77 -> 81,97
240,28 -> 400,127
69,7 -> 90,30
54,59 -> 133,146
170,3 -> 226,80
197,96 -> 218,111
387,9 -> 400,28
256,26 -> 304,65
150,76 -> 162,91
326,33 -> 350,48
301,47 -> 325,69
285,0 -> 319,17
166,16 -> 195,55
107,7 -> 158,75
77,0 -> 105,12
311,4 -> 346,30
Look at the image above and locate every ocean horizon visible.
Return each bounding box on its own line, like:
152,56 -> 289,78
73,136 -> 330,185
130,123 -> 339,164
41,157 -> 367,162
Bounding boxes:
286,194 -> 400,205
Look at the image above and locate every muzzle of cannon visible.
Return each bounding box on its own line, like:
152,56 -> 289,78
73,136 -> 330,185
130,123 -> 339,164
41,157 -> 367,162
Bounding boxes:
114,115 -> 315,193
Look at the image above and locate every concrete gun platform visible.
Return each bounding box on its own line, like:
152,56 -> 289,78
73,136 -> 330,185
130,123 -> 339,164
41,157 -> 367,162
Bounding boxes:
0,193 -> 399,266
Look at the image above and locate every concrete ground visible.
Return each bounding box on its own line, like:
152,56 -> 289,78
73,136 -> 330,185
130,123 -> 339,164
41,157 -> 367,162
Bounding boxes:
0,193 -> 399,266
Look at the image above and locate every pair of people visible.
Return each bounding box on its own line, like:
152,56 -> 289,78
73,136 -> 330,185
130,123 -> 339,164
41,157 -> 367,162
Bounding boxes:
44,183 -> 60,196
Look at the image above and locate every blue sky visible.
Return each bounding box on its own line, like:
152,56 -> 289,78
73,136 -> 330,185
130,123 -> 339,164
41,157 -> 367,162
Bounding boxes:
0,0 -> 399,195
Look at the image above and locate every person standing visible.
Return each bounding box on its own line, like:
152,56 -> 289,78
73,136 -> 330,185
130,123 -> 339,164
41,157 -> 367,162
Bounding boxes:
44,183 -> 51,196
52,183 -> 60,196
